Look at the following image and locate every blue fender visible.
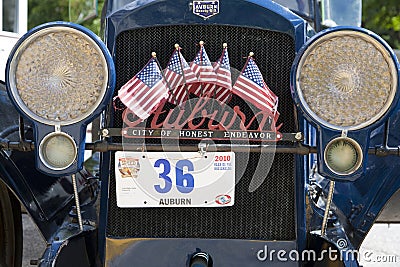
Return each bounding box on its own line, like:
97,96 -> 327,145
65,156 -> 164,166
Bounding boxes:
0,147 -> 98,242
1,81 -> 100,243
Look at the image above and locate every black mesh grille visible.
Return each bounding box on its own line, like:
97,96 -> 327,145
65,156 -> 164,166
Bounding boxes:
107,25 -> 297,240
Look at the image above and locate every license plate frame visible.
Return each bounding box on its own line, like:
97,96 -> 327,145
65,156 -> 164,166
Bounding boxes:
115,151 -> 235,208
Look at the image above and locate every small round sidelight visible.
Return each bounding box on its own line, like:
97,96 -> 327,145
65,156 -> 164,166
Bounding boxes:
324,137 -> 363,175
39,132 -> 77,170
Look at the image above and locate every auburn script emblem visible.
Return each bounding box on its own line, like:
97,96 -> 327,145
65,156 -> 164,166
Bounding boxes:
122,97 -> 282,142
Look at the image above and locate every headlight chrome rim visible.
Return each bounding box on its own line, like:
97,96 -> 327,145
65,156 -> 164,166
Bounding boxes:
39,132 -> 78,170
7,23 -> 110,126
295,29 -> 398,131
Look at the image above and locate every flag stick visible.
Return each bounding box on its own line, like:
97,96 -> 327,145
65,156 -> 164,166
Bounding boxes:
210,43 -> 228,112
153,52 -> 181,108
175,44 -> 193,112
198,41 -> 205,98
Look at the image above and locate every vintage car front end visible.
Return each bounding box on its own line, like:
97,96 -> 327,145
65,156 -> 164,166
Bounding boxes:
1,0 -> 400,266
103,1 -> 305,266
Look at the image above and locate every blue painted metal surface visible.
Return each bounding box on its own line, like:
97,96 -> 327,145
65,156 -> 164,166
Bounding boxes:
291,26 -> 400,250
0,147 -> 98,242
332,116 -> 400,247
105,0 -> 306,53
5,22 -> 116,176
291,26 -> 400,181
1,70 -> 100,245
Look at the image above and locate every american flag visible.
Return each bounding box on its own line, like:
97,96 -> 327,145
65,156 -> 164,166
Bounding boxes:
232,56 -> 278,113
213,45 -> 232,103
190,43 -> 217,97
118,57 -> 169,120
164,48 -> 198,105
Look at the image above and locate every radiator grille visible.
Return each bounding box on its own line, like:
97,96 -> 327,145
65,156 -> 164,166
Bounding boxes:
107,25 -> 297,240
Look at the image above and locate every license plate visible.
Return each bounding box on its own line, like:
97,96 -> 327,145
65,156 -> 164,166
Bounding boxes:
115,151 -> 235,207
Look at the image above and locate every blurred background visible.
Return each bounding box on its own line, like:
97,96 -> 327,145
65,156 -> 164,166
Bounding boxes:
25,0 -> 400,50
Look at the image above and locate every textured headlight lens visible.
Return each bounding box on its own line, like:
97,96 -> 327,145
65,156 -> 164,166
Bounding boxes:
8,26 -> 108,125
39,132 -> 77,170
296,30 -> 397,130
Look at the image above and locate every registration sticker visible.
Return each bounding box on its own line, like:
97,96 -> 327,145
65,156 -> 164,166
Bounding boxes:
115,151 -> 235,207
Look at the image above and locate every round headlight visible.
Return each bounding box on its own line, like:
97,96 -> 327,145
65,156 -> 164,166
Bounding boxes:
39,132 -> 77,170
7,24 -> 109,125
295,29 -> 398,130
324,137 -> 363,175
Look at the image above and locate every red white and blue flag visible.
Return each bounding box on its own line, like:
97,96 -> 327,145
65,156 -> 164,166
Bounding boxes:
118,57 -> 169,120
164,48 -> 198,105
213,45 -> 232,103
190,43 -> 217,97
232,56 -> 278,114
